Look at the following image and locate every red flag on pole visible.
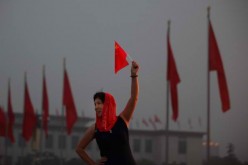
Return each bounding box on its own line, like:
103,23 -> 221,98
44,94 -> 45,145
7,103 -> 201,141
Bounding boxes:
149,117 -> 157,130
142,118 -> 149,127
22,74 -> 37,142
209,21 -> 230,112
188,118 -> 193,129
42,67 -> 49,137
0,106 -> 6,137
154,115 -> 162,124
8,80 -> 15,143
115,41 -> 129,74
63,66 -> 78,135
167,27 -> 180,121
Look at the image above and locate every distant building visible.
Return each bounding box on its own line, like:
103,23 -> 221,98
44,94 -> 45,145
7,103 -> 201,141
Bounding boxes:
0,113 -> 205,165
130,129 -> 205,165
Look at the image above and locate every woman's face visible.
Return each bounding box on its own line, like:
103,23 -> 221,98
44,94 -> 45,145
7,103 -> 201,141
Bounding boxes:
94,98 -> 104,117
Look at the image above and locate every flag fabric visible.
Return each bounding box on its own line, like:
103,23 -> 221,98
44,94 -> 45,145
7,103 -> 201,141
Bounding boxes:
7,81 -> 15,143
188,118 -> 192,129
149,117 -> 157,130
22,77 -> 37,142
63,68 -> 78,135
209,21 -> 230,112
42,68 -> 49,137
114,41 -> 129,74
142,118 -> 149,127
0,106 -> 6,136
154,115 -> 162,124
167,27 -> 180,121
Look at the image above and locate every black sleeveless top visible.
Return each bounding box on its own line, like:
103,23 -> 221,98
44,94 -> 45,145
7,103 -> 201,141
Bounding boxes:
95,116 -> 136,165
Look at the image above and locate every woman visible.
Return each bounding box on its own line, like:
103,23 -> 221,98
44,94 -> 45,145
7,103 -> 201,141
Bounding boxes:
76,61 -> 139,165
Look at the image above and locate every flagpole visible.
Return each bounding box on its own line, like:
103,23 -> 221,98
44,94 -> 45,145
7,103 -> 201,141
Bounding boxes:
165,20 -> 171,165
60,58 -> 67,165
4,106 -> 8,165
207,6 -> 211,165
40,65 -> 45,156
22,72 -> 27,165
5,78 -> 11,165
126,53 -> 133,62
60,107 -> 65,165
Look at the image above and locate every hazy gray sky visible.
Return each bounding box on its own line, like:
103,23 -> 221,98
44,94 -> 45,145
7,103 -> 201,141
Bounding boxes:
0,0 -> 247,162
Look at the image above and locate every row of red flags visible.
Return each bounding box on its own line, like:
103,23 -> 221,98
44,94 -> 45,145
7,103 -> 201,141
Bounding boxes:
142,115 -> 162,128
0,63 -> 78,143
0,19 -> 230,144
0,83 -> 15,143
115,20 -> 230,121
141,116 -> 203,129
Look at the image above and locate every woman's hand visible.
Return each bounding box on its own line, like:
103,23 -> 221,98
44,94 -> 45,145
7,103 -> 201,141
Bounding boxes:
131,61 -> 139,76
94,157 -> 107,165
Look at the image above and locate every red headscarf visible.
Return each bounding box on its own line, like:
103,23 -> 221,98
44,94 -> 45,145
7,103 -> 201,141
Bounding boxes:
96,93 -> 117,132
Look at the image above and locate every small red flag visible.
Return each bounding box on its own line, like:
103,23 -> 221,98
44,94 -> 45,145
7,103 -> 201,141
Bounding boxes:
148,117 -> 157,130
142,118 -> 149,127
154,115 -> 162,123
115,41 -> 129,74
42,68 -> 49,137
63,68 -> 78,135
188,118 -> 193,129
209,21 -> 230,112
8,81 -> 15,143
22,76 -> 37,142
167,28 -> 180,121
0,106 -> 6,137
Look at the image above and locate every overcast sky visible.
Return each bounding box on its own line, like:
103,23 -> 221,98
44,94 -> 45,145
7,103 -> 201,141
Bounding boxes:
0,0 -> 248,162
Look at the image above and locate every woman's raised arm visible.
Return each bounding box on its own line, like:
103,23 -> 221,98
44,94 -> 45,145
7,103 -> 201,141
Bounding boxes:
120,61 -> 139,126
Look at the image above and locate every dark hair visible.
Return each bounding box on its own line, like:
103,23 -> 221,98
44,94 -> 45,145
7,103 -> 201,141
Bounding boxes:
93,92 -> 105,103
